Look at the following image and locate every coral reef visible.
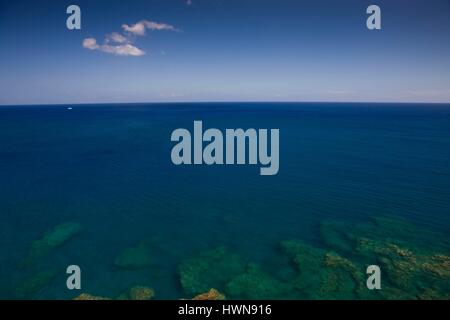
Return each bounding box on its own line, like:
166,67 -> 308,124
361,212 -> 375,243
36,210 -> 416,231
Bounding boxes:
192,288 -> 225,300
178,246 -> 246,296
114,242 -> 152,269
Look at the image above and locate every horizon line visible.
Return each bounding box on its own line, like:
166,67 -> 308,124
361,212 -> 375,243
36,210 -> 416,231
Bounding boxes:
1,100 -> 450,107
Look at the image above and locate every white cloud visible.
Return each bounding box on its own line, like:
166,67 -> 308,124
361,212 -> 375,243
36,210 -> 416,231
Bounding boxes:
101,44 -> 145,56
106,32 -> 129,44
83,38 -> 100,50
122,22 -> 146,36
83,37 -> 145,56
122,20 -> 179,36
83,19 -> 178,57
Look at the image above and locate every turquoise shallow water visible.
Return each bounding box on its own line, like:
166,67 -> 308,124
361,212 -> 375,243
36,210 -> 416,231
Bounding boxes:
0,103 -> 449,299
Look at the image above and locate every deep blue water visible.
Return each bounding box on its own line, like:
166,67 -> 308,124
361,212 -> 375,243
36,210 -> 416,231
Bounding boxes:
0,103 -> 449,299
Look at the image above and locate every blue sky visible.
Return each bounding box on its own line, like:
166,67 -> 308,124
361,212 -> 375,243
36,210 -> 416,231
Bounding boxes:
0,0 -> 449,105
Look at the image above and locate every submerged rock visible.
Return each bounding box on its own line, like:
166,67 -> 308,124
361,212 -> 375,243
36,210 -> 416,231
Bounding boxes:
192,288 -> 225,300
74,293 -> 111,300
378,287 -> 417,300
281,240 -> 325,294
281,240 -> 325,272
225,264 -> 292,299
320,221 -> 355,255
114,242 -> 152,270
371,215 -> 418,237
363,215 -> 449,252
128,286 -> 155,300
15,269 -> 58,299
417,287 -> 450,300
421,254 -> 450,279
317,253 -> 363,300
356,234 -> 450,294
356,237 -> 413,259
324,253 -> 361,283
178,246 -> 246,297
281,240 -> 369,299
116,286 -> 155,300
21,222 -> 82,267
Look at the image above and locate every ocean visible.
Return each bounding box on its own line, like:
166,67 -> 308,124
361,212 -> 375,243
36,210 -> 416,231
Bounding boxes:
0,102 -> 449,299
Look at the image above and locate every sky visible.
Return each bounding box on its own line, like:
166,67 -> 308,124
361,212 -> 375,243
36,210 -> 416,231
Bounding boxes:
0,0 -> 449,105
